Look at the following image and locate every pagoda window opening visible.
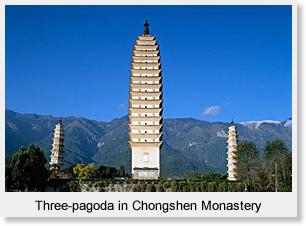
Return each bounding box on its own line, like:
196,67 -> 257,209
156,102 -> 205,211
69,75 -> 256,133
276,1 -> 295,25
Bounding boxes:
143,153 -> 149,162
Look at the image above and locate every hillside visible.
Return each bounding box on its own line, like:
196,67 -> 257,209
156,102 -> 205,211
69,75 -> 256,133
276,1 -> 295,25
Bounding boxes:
5,109 -> 292,177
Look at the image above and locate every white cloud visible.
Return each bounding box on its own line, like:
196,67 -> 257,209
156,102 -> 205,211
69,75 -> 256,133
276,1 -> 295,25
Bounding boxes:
202,105 -> 221,117
118,103 -> 126,110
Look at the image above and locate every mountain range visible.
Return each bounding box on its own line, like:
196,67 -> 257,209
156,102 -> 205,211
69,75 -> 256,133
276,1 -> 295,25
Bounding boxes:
5,109 -> 292,177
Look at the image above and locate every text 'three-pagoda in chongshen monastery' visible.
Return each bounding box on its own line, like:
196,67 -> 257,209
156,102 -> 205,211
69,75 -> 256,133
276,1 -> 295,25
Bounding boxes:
128,20 -> 163,180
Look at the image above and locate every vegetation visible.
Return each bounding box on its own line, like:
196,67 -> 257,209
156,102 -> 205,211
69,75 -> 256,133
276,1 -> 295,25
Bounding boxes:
63,164 -> 126,180
73,163 -> 96,182
262,138 -> 291,192
183,171 -> 226,181
234,138 -> 292,192
117,165 -> 126,177
5,144 -> 49,191
235,141 -> 260,191
62,164 -> 77,178
6,109 -> 292,178
141,181 -> 244,192
94,165 -> 120,179
4,137 -> 291,192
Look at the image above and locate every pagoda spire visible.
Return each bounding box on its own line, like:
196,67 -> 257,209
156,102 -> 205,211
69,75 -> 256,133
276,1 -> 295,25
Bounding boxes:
143,20 -> 150,35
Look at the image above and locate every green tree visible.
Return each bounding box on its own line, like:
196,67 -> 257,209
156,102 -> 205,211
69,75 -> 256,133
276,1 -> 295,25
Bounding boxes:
202,172 -> 222,181
255,162 -> 271,192
183,171 -> 202,180
25,144 -> 49,191
10,147 -> 29,191
5,153 -> 13,191
7,144 -> 49,191
63,164 -> 77,178
105,167 -> 111,178
93,165 -> 118,179
280,152 -> 292,191
118,165 -> 126,177
235,141 -> 260,191
73,163 -> 96,181
145,184 -> 156,192
259,158 -> 278,192
263,138 -> 289,192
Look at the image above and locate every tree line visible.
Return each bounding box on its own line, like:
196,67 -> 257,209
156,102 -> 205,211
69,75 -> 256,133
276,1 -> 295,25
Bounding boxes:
234,138 -> 292,192
182,138 -> 292,192
5,144 -> 49,191
131,180 -> 245,192
62,163 -> 128,181
5,144 -> 128,191
5,138 -> 292,192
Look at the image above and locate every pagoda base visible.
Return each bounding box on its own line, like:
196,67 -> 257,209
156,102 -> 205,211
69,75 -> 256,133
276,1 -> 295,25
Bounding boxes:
133,167 -> 159,180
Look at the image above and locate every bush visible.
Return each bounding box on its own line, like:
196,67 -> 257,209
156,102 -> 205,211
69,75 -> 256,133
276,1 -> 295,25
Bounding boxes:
141,184 -> 147,192
170,181 -> 178,192
66,181 -> 78,192
145,184 -> 156,192
133,185 -> 141,192
157,186 -> 165,192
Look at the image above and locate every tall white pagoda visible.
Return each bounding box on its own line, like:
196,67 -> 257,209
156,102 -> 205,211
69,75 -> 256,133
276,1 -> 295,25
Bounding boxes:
128,20 -> 163,179
226,119 -> 238,181
50,117 -> 65,171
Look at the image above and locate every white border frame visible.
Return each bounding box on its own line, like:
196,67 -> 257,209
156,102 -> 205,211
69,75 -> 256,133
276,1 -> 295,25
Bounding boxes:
0,0 -> 297,218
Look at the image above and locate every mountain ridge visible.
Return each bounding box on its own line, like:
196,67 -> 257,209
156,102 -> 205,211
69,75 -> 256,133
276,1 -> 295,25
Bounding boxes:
5,109 -> 292,177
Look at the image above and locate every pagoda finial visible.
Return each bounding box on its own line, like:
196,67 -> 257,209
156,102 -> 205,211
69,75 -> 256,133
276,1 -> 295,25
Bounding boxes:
143,20 -> 150,35
59,117 -> 62,125
231,118 -> 234,125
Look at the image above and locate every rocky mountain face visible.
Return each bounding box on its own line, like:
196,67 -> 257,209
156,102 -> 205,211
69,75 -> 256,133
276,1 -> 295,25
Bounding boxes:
5,109 -> 292,177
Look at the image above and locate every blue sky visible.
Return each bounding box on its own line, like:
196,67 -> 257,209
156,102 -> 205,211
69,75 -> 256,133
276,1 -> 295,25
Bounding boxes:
5,5 -> 292,122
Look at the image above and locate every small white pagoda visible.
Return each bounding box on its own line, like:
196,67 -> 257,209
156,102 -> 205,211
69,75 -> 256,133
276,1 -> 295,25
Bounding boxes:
50,117 -> 65,171
226,119 -> 238,181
